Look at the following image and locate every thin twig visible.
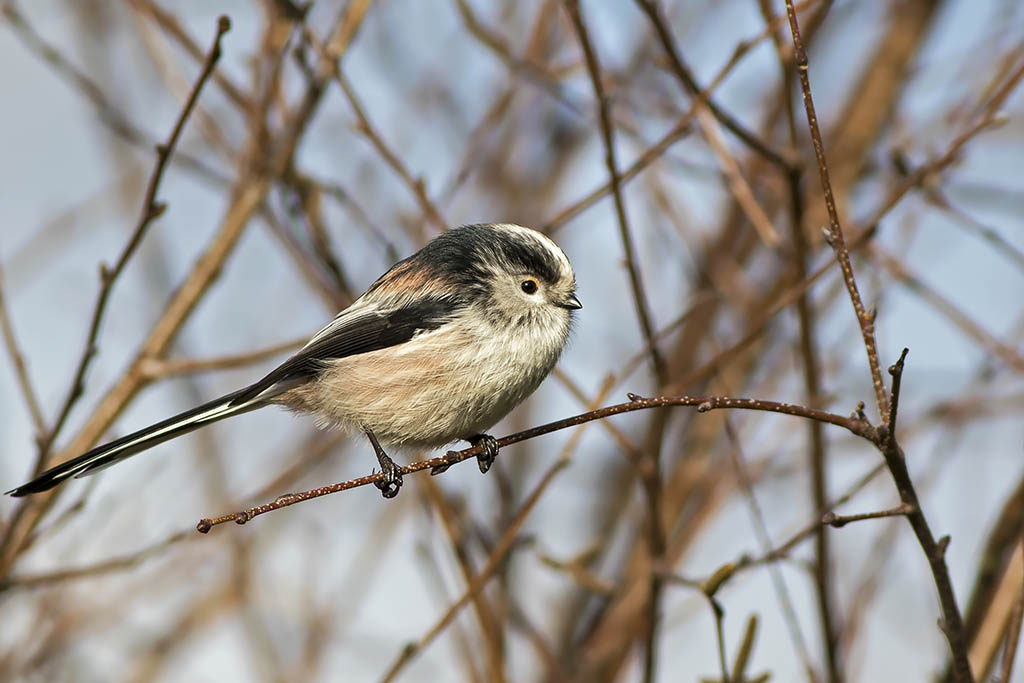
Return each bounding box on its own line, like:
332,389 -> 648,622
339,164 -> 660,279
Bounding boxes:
0,264 -> 46,436
126,0 -> 252,113
821,504 -> 914,529
196,393 -> 872,532
138,337 -> 306,379
659,60 -> 1024,398
36,15 -> 232,465
0,18 -> 287,581
762,0 -> 842,672
378,458 -> 571,682
998,544 -> 1024,683
782,0 -> 888,421
564,0 -> 667,387
303,28 -> 447,231
634,0 -> 792,171
783,129 -> 840,683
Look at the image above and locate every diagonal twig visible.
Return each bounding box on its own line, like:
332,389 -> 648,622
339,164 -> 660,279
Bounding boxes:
0,264 -> 46,437
634,0 -> 792,171
302,27 -> 447,232
36,15 -> 233,467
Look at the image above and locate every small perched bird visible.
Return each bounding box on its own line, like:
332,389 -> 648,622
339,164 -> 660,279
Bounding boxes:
7,223 -> 580,499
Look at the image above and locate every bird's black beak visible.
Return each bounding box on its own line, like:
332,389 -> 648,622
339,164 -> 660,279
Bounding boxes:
558,294 -> 583,310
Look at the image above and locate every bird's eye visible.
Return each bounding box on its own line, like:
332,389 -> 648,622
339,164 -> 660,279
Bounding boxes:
520,279 -> 538,295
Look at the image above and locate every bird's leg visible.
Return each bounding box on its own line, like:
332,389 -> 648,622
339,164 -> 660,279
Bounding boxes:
470,433 -> 499,474
364,428 -> 402,499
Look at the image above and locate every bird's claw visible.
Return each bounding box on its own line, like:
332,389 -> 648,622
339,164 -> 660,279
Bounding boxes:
429,435 -> 498,477
374,459 -> 403,499
471,434 -> 499,474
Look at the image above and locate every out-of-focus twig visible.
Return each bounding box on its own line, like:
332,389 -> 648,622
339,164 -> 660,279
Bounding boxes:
693,106 -> 781,247
634,0 -> 792,170
378,457 -> 572,683
138,336 -> 306,379
560,23 -> 668,678
870,244 -> 1024,372
1,1 -> 229,188
35,15 -> 232,469
0,531 -> 189,592
561,1 -> 659,368
724,421 -> 816,681
303,28 -> 447,231
544,0 -> 818,234
125,0 -> 252,113
997,546 -> 1024,683
0,264 -> 46,437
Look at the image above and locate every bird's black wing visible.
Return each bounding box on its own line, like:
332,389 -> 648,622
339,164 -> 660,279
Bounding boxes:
229,296 -> 463,406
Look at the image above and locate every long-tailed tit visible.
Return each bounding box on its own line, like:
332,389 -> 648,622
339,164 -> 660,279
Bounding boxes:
8,223 -> 581,499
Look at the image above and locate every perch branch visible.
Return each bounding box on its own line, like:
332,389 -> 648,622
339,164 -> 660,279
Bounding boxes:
196,393 -> 871,532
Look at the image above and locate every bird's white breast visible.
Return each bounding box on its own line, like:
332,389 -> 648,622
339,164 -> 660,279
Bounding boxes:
282,309 -> 570,449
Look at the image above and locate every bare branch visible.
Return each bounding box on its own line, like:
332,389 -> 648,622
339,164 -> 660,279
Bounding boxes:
997,545 -> 1024,683
196,393 -> 871,532
0,264 -> 46,437
782,0 -> 888,420
139,337 -> 305,380
303,28 -> 447,232
37,15 -> 232,465
873,349 -> 973,683
563,0 -> 667,387
821,504 -> 914,529
634,0 -> 792,170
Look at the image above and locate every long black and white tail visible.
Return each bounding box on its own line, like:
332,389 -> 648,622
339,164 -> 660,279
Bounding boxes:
6,387 -> 274,497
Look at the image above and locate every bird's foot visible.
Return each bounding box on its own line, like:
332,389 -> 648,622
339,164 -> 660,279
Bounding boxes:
374,457 -> 403,499
365,428 -> 403,499
470,433 -> 499,474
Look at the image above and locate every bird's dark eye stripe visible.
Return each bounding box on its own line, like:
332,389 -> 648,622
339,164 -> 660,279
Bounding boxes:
521,279 -> 538,294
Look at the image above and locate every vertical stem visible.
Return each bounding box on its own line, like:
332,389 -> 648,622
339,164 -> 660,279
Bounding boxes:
563,0 -> 667,386
782,1 -> 889,420
788,166 -> 841,683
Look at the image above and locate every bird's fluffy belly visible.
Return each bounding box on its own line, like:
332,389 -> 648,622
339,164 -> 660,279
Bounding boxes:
280,326 -> 556,448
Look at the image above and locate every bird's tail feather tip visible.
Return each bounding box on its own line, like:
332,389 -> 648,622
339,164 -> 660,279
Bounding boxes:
4,389 -> 267,498
6,481 -> 47,497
